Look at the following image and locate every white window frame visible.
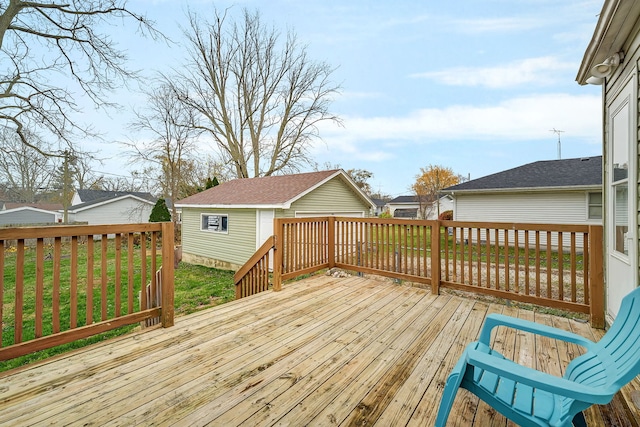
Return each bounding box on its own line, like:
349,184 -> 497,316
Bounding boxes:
200,213 -> 229,234
586,191 -> 602,220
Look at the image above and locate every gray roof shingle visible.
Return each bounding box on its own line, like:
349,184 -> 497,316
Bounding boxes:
443,156 -> 602,192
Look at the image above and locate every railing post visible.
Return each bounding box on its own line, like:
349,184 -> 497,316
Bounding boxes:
430,222 -> 441,295
273,219 -> 283,291
589,225 -> 604,328
161,222 -> 175,328
328,216 -> 336,268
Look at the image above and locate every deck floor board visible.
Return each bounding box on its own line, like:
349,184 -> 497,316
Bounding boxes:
0,275 -> 638,426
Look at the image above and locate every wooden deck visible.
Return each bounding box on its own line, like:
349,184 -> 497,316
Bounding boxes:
1,275 -> 639,426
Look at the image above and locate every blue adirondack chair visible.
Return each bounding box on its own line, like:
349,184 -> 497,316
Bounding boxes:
435,287 -> 640,427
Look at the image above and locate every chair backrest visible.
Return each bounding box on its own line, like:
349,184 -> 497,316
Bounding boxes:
565,287 -> 640,393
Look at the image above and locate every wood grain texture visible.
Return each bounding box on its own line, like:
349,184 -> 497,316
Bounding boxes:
0,275 -> 636,426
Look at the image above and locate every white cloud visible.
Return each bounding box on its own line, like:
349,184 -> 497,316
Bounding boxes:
452,17 -> 543,33
316,93 -> 601,157
411,57 -> 576,88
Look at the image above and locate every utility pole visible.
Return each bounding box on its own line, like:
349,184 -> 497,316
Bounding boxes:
550,128 -> 565,160
61,150 -> 74,224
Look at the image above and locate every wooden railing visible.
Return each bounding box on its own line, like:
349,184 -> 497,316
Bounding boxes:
234,236 -> 275,298
237,217 -> 604,327
0,222 -> 175,361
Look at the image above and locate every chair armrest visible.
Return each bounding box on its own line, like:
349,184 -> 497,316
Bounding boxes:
478,314 -> 595,349
466,348 -> 613,404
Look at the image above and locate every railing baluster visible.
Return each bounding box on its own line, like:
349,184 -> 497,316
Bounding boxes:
15,239 -> 25,343
101,236 -> 108,321
546,231 -> 552,298
128,233 -> 134,314
115,233 -> 122,317
0,239 -> 4,346
86,237 -> 94,325
70,236 -> 78,329
524,230 -> 530,296
35,238 -> 44,338
53,237 -> 61,333
558,231 -> 564,301
571,232 -> 577,302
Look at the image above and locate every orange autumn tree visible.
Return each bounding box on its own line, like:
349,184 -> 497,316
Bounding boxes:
412,165 -> 460,219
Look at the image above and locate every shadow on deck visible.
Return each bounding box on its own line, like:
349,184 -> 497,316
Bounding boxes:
0,275 -> 638,426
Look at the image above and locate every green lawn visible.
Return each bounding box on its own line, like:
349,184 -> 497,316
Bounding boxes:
1,239 -> 235,372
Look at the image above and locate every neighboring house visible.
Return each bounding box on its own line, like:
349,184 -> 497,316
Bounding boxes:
0,204 -> 63,226
176,169 -> 376,271
441,156 -> 603,226
370,198 -> 387,216
386,196 -> 420,219
577,0 -> 640,322
386,195 -> 453,219
71,189 -> 155,206
67,189 -> 156,225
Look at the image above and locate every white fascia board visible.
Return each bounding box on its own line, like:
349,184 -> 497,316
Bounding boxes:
69,194 -> 155,213
442,185 -> 601,195
0,206 -> 58,216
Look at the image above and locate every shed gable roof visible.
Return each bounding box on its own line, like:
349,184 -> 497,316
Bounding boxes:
69,194 -> 156,213
3,202 -> 63,211
443,156 -> 602,193
177,170 -> 373,209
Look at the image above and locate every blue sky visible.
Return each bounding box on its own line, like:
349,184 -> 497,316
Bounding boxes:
86,0 -> 604,197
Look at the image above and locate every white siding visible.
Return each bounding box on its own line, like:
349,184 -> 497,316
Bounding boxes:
452,191 -> 600,250
0,209 -> 59,225
454,191 -> 600,225
70,198 -> 154,225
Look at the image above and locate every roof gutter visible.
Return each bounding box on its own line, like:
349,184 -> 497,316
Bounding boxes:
576,0 -> 639,85
440,185 -> 601,195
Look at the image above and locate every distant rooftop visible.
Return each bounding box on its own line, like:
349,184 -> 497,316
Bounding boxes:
443,156 -> 602,193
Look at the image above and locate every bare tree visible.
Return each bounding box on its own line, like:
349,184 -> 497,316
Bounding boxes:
0,1 -> 162,155
171,8 -> 341,179
124,83 -> 203,223
0,129 -> 57,201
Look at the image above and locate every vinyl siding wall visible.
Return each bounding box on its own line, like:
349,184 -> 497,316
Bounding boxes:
453,191 -> 600,250
453,191 -> 600,224
181,208 -> 256,269
283,177 -> 371,217
0,210 -> 58,226
71,199 -> 153,225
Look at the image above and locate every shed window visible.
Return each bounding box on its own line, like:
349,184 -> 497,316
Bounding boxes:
588,192 -> 602,220
201,214 -> 228,233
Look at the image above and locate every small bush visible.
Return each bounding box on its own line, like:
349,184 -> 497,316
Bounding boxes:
438,210 -> 453,221
149,198 -> 171,222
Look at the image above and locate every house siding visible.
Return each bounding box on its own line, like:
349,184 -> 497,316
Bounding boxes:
453,191 -> 599,249
453,191 -> 599,225
0,210 -> 58,226
284,176 -> 371,217
71,198 -> 153,225
181,208 -> 256,270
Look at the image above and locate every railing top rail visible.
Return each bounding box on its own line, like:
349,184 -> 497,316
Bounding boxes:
440,220 -> 595,233
0,222 -> 165,239
275,216 -> 438,226
234,235 -> 275,285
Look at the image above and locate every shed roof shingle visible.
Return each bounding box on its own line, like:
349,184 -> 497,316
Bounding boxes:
443,156 -> 602,192
177,170 -> 346,206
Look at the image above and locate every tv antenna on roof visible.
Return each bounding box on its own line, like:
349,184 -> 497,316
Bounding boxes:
550,128 -> 565,159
